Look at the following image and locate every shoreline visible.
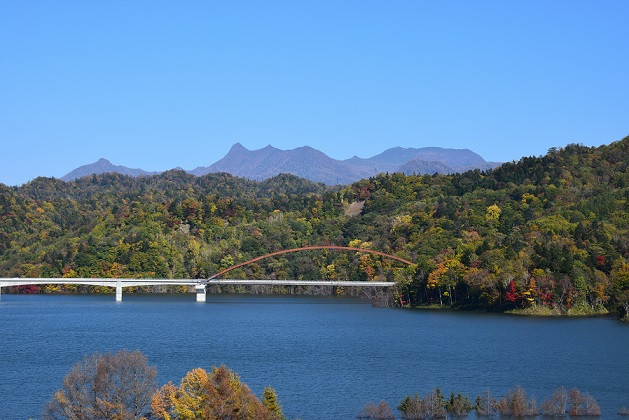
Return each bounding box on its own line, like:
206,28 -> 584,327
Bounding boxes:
3,288 -> 626,321
402,302 -> 622,320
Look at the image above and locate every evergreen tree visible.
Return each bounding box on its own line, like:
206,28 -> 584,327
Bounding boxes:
262,386 -> 284,420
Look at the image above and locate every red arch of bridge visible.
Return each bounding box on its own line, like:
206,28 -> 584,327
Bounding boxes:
208,246 -> 413,279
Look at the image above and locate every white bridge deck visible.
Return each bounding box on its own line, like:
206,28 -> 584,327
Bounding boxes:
205,279 -> 394,287
0,278 -> 395,302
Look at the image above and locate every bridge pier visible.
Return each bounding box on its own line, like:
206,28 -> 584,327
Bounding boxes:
195,284 -> 206,302
115,283 -> 122,302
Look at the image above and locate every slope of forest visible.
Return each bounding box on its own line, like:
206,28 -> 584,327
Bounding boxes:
1,137 -> 627,317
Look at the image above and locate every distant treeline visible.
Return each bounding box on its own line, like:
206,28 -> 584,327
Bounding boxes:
360,386 -> 608,418
1,136 -> 627,318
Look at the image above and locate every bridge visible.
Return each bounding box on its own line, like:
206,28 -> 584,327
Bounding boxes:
0,278 -> 395,302
0,246 -> 410,302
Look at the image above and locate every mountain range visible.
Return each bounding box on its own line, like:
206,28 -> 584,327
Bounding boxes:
61,143 -> 502,185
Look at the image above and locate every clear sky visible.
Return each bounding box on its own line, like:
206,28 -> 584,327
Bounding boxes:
1,1 -> 627,186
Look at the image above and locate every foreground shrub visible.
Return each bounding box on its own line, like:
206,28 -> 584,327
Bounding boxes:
445,392 -> 472,416
398,388 -> 446,419
497,385 -> 539,417
541,386 -> 568,415
357,401 -> 395,419
569,388 -> 601,416
398,393 -> 423,419
151,365 -> 281,419
43,350 -> 158,420
475,390 -> 497,416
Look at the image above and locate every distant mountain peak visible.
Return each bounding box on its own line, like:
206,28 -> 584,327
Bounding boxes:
61,158 -> 157,182
294,145 -> 322,155
229,142 -> 247,151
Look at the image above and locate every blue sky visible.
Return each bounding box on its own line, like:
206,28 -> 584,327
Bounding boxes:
1,1 -> 627,185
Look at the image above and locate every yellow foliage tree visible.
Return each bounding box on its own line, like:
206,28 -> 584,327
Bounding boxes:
151,366 -> 278,420
485,204 -> 501,223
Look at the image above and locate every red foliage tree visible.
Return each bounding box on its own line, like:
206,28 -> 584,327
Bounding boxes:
505,279 -> 519,303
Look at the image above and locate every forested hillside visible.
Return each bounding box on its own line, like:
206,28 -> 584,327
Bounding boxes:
1,137 -> 627,316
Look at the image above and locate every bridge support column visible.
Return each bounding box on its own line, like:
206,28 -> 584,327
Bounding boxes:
195,284 -> 206,302
115,282 -> 122,302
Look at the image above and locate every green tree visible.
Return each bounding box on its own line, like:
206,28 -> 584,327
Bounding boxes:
262,386 -> 284,420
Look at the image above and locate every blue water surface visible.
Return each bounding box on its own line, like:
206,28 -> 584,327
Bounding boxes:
0,293 -> 627,419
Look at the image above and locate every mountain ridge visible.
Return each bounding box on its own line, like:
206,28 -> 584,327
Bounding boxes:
61,143 -> 502,184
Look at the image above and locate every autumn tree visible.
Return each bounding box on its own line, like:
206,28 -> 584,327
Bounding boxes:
43,350 -> 158,420
497,385 -> 538,417
150,365 -> 277,420
356,401 -> 395,419
568,388 -> 601,416
505,279 -> 520,306
541,386 -> 568,416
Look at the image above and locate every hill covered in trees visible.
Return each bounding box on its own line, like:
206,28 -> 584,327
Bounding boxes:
1,137 -> 627,317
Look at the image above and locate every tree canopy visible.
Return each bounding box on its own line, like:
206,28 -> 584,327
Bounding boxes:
43,350 -> 158,420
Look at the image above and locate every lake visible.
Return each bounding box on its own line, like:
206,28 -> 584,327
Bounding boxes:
0,293 -> 627,419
